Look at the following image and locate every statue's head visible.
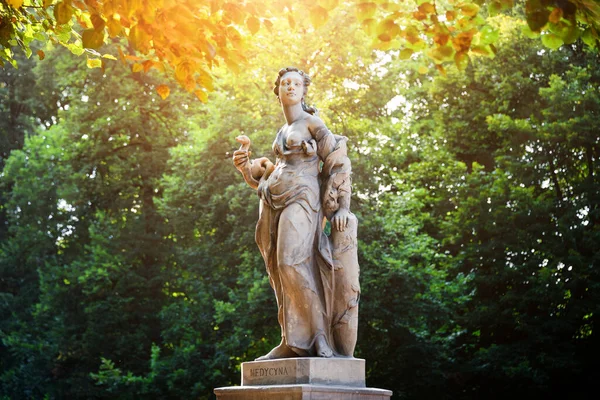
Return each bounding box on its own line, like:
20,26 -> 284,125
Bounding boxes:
273,67 -> 317,115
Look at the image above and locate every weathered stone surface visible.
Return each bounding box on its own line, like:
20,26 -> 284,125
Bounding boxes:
242,357 -> 365,387
214,384 -> 392,400
232,67 -> 359,360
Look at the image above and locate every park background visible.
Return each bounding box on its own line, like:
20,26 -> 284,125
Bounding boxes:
1,1 -> 599,399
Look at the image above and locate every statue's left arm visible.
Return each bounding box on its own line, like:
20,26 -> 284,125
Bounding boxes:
308,116 -> 352,232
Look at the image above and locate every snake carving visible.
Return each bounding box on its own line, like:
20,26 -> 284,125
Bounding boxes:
235,135 -> 274,190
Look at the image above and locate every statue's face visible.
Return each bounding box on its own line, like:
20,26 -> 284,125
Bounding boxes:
278,71 -> 304,106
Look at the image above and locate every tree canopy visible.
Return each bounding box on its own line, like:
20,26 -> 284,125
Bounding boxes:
1,0 -> 599,98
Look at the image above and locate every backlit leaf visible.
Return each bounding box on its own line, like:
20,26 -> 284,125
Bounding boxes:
454,51 -> 469,70
470,45 -> 494,57
310,6 -> 329,29
156,84 -> 170,100
318,0 -> 339,11
91,14 -> 105,31
452,30 -> 475,52
86,58 -> 102,68
581,28 -> 598,48
479,25 -> 499,44
356,3 -> 377,22
129,24 -> 151,54
6,0 -> 24,8
82,29 -> 105,49
132,63 -> 143,72
362,18 -> 377,36
107,17 -> 122,37
288,14 -> 296,29
66,42 -> 85,55
435,64 -> 446,77
198,72 -> 214,92
377,19 -> 400,42
459,3 -> 480,17
418,2 -> 435,14
541,32 -> 563,50
549,7 -> 563,24
194,89 -> 208,103
54,2 -> 74,25
247,16 -> 260,35
142,60 -> 154,72
526,0 -> 550,32
399,48 -> 414,60
417,65 -> 428,74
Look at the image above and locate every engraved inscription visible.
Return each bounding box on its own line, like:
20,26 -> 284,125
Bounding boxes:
249,367 -> 290,377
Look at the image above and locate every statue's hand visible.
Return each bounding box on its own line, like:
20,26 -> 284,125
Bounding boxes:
233,149 -> 251,173
332,208 -> 349,232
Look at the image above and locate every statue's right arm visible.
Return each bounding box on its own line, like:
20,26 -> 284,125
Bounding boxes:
233,150 -> 274,190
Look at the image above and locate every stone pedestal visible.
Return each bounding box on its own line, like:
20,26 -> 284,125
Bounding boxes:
214,358 -> 392,400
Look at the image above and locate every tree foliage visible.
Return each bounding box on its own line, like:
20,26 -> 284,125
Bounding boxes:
1,0 -> 599,97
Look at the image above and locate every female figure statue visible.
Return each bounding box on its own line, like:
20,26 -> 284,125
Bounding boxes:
233,67 -> 360,360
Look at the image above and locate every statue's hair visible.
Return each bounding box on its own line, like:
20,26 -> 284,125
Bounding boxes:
273,67 -> 317,115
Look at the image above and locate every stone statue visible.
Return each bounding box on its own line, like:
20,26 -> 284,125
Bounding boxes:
233,67 -> 360,360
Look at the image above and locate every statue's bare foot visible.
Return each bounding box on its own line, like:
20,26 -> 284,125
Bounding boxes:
315,335 -> 333,358
255,342 -> 297,361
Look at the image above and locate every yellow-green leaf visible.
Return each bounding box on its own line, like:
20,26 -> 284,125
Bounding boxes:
435,64 -> 447,77
318,0 -> 339,11
156,85 -> 170,100
582,28 -> 598,48
417,65 -> 428,74
247,16 -> 260,35
521,24 -> 540,39
102,53 -> 117,60
310,6 -> 328,29
87,58 -> 102,68
377,19 -> 400,42
66,42 -> 85,56
54,2 -> 74,25
356,3 -> 377,22
198,72 -> 214,92
470,45 -> 494,57
454,51 -> 469,71
541,32 -> 563,50
399,48 -> 414,60
479,25 -> 499,44
361,18 -> 377,36
194,89 -> 208,103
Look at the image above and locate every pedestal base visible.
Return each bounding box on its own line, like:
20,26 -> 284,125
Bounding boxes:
214,384 -> 392,400
214,358 -> 392,399
242,357 -> 366,387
